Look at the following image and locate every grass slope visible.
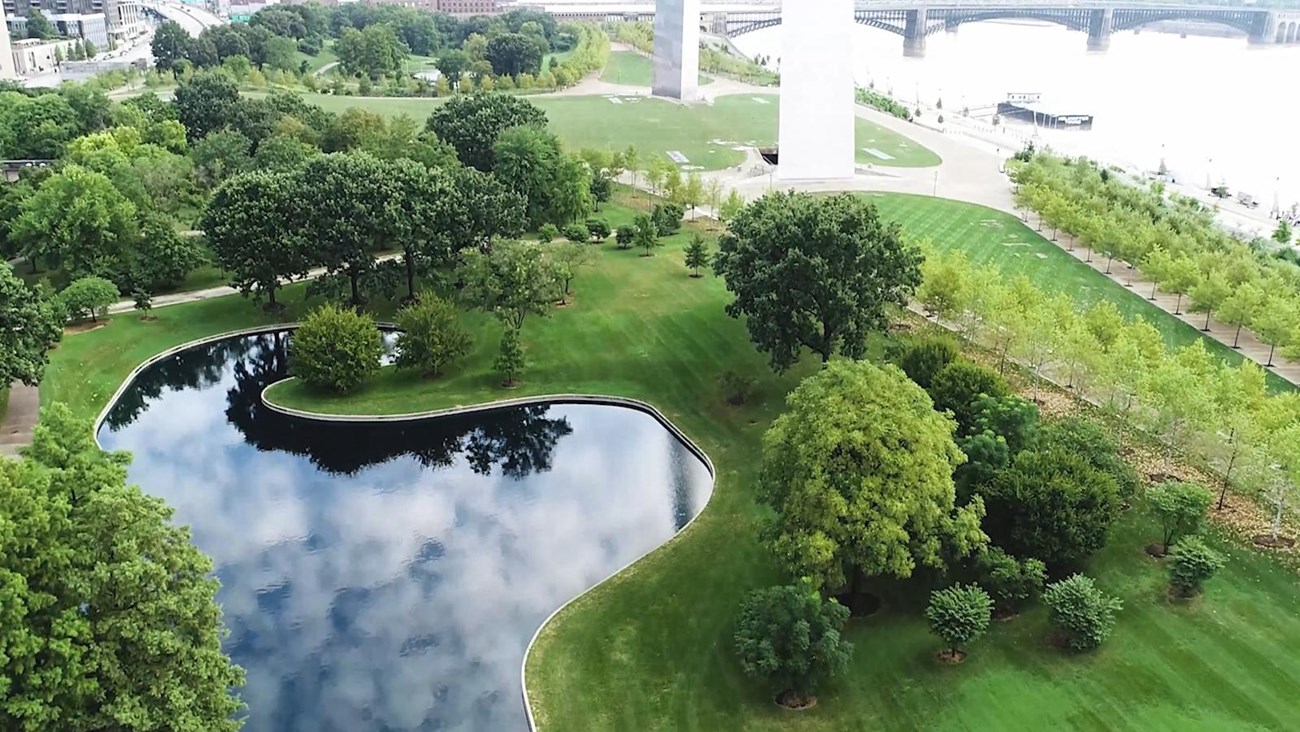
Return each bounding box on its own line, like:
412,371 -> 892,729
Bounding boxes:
280,93 -> 941,170
48,194 -> 1300,731
600,50 -> 713,86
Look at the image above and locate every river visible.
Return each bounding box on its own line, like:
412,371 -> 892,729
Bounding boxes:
734,22 -> 1300,213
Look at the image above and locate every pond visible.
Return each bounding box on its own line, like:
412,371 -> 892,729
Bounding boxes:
95,330 -> 714,732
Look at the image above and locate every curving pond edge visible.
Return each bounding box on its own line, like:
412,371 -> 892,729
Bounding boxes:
93,325 -> 718,732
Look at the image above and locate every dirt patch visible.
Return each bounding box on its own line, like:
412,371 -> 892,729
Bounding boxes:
936,649 -> 967,665
1253,534 -> 1296,550
775,690 -> 817,711
1145,543 -> 1168,559
65,320 -> 110,335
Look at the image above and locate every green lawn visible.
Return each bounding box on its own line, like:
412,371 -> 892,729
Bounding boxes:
294,43 -> 337,74
288,92 -> 941,170
600,50 -> 713,87
49,194 -> 1300,731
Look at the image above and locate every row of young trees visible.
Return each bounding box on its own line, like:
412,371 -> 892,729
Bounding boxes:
917,245 -> 1300,542
612,22 -> 778,85
1012,153 -> 1300,370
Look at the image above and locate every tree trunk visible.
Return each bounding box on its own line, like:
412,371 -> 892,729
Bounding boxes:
1203,309 -> 1212,331
1233,324 -> 1243,348
405,254 -> 417,302
349,266 -> 361,307
1218,438 -> 1238,510
1267,342 -> 1277,367
1105,255 -> 1113,275
1085,247 -> 1093,263
268,284 -> 278,308
29,257 -> 38,274
1174,293 -> 1183,315
1149,280 -> 1158,300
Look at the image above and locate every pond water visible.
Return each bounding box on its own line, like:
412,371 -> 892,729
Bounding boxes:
95,330 -> 714,732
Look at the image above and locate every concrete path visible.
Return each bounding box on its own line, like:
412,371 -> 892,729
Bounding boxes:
0,383 -> 39,457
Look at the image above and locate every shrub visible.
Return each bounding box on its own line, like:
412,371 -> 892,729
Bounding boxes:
955,431 -> 1010,500
1149,481 -> 1213,551
1168,536 -> 1225,597
289,304 -> 383,393
495,327 -> 525,387
585,218 -> 611,242
538,223 -> 559,243
979,447 -> 1119,568
1042,574 -> 1122,651
977,547 -> 1046,614
562,223 -> 589,243
1036,417 -> 1140,499
929,360 -> 1009,432
651,202 -> 684,235
734,581 -> 853,705
615,224 -> 635,250
394,295 -> 472,377
60,276 -> 120,323
718,369 -> 756,406
925,584 -> 992,658
971,394 -> 1039,452
899,336 -> 958,390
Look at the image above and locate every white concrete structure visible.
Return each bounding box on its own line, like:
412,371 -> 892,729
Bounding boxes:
777,0 -> 855,180
0,5 -> 15,80
652,0 -> 700,100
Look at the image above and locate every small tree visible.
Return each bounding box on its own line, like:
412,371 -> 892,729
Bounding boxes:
633,214 -> 660,257
1273,219 -> 1293,245
718,370 -> 756,406
495,327 -> 525,387
615,224 -> 635,251
899,336 -> 959,390
1168,536 -> 1225,597
1042,574 -> 1122,651
651,202 -> 683,236
562,223 -> 589,243
551,242 -> 594,305
977,547 -> 1047,616
683,234 -> 710,277
132,290 -> 154,321
733,581 -> 853,708
970,394 -> 1040,453
925,584 -> 992,662
586,218 -> 611,242
1149,481 -> 1213,554
538,223 -> 559,243
60,276 -> 120,323
929,360 -> 1009,433
289,304 -> 383,393
393,295 -> 471,378
719,189 -> 746,222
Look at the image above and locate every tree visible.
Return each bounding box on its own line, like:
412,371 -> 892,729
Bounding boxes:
132,213 -> 205,292
684,234 -> 710,277
1168,536 -> 1225,597
1217,282 -> 1265,348
299,152 -> 399,306
82,39 -> 97,59
1042,574 -> 1123,651
59,276 -> 119,323
977,547 -> 1046,616
917,249 -> 975,321
289,304 -> 383,392
393,295 -> 471,378
1188,270 -> 1231,331
651,202 -> 684,236
715,192 -> 922,371
551,241 -> 594,306
633,214 -> 660,257
1253,296 -> 1296,367
719,189 -> 746,222
26,9 -> 55,39
494,125 -> 591,228
0,266 -> 62,386
446,165 -> 527,254
758,361 -> 986,601
172,69 -> 240,141
925,584 -> 993,660
335,24 -> 408,79
980,447 -> 1119,569
387,158 -> 458,301
1,404 -> 244,731
928,361 -> 1009,433
485,32 -> 543,77
435,49 -> 469,85
1149,481 -> 1213,553
682,171 -> 705,220
425,94 -> 547,171
132,289 -> 153,319
202,170 -> 309,310
152,20 -> 193,72
585,218 -> 611,242
1273,219 -> 1293,245
462,241 -> 557,331
1037,416 -> 1140,500
733,581 -> 852,707
494,326 -> 525,387
12,165 -> 137,285
1159,254 -> 1199,315
970,394 -> 1039,453
538,223 -> 559,243
615,225 -> 635,251
191,129 -> 253,188
899,336 -> 959,390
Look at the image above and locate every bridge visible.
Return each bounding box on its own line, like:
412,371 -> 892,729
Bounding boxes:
539,2 -> 1300,55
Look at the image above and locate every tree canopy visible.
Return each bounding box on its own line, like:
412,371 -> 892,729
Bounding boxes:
714,192 -> 923,371
424,94 -> 547,171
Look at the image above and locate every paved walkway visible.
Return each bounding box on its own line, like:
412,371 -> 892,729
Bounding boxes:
0,383 -> 39,457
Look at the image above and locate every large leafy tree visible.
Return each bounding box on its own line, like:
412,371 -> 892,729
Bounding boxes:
298,152 -> 400,306
11,164 -> 138,283
0,93 -> 80,159
151,22 -> 193,72
172,69 -> 241,141
387,158 -> 458,301
485,32 -> 544,77
0,266 -> 62,386
202,169 -> 310,310
447,165 -> 527,253
1,403 -> 244,731
462,240 -> 557,331
758,361 -> 986,600
492,125 -> 592,228
424,94 -> 547,171
714,191 -> 923,372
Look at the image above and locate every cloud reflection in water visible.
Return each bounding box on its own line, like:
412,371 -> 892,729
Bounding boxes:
97,332 -> 713,732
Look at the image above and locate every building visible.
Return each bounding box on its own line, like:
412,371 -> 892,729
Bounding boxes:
436,0 -> 501,15
10,37 -> 78,75
2,0 -> 146,48
0,5 -> 16,79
